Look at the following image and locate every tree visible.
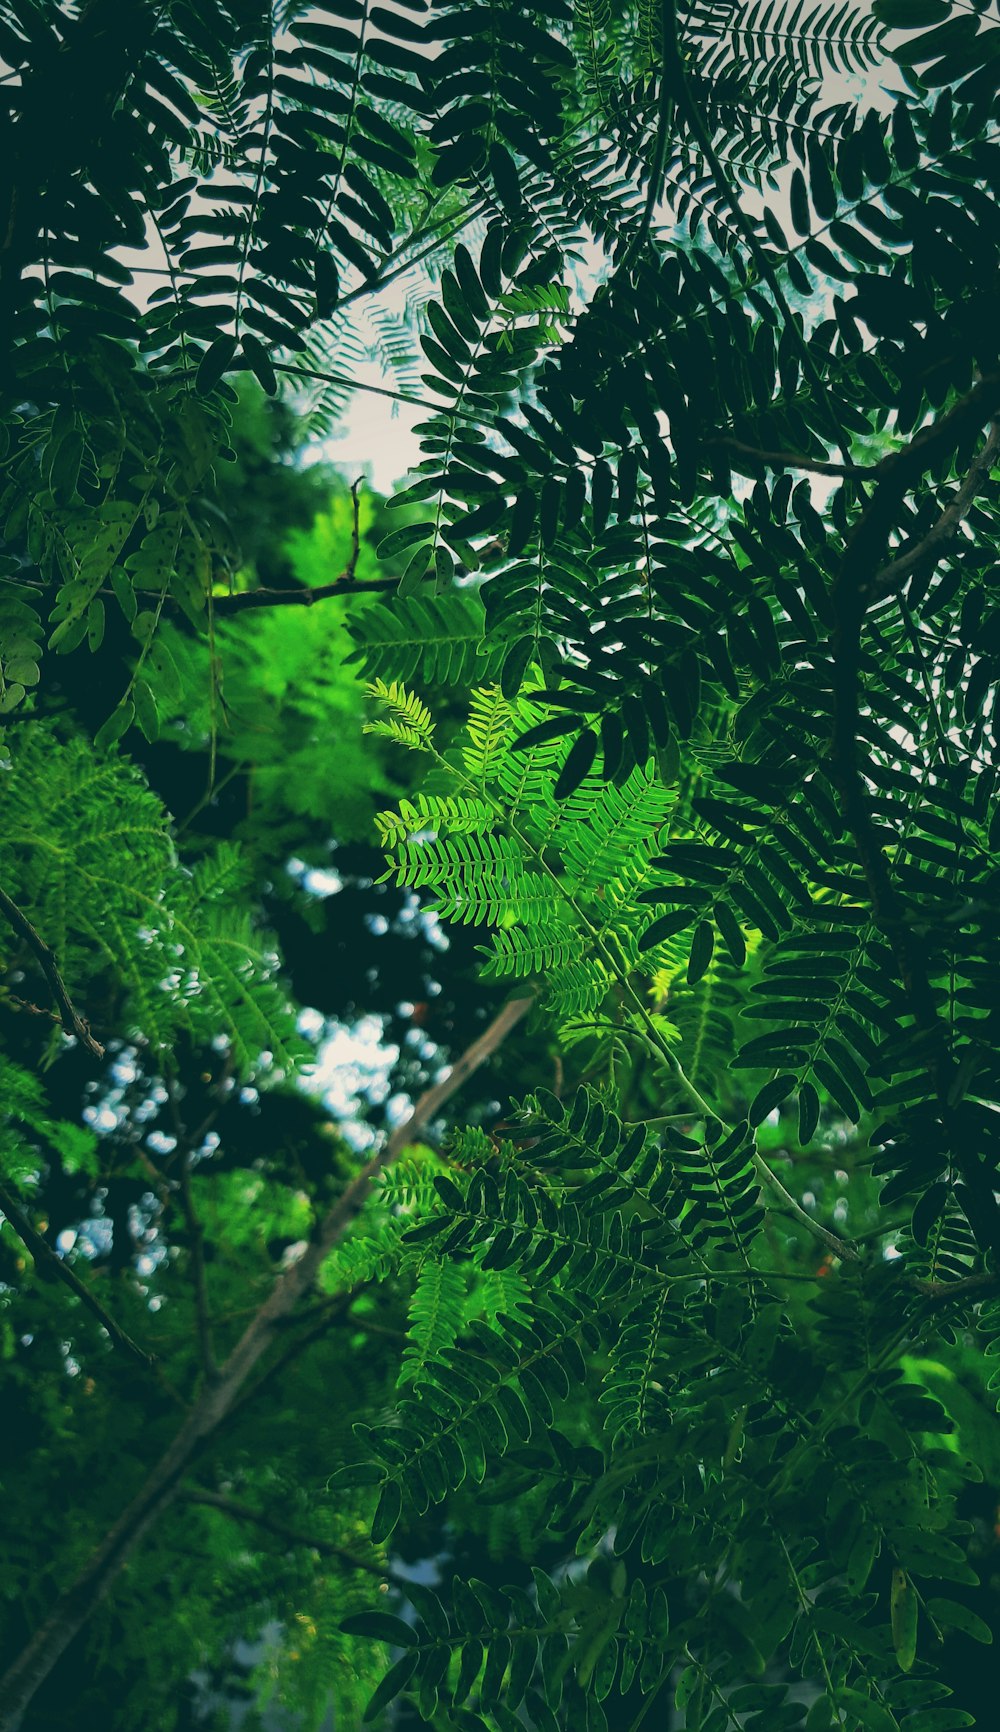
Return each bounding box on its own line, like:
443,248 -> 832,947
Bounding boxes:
1,1 -> 1000,1728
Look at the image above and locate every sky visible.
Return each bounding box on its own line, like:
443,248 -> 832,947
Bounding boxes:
316,56 -> 902,493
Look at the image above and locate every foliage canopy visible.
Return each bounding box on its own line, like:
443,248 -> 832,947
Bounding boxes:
1,1 -> 1000,1729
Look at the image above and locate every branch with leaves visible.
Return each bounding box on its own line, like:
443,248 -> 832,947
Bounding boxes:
0,1180 -> 152,1368
0,887 -> 104,1059
870,419 -> 1000,600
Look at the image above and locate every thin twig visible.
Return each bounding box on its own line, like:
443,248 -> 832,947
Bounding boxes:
0,887 -> 104,1058
275,361 -> 444,415
180,1489 -> 395,1580
0,1180 -> 154,1368
346,475 -> 363,576
751,1154 -> 861,1263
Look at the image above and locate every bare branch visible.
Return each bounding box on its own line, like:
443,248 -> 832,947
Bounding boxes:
0,886 -> 104,1059
914,1270 -> 1000,1304
0,1180 -> 153,1368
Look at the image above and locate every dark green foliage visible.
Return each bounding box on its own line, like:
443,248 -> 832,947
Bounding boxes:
2,3 -> 1000,1731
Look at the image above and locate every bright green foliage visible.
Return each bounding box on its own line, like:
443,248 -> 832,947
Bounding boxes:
0,729 -> 303,1078
2,3 -> 1000,1731
373,684 -> 681,1012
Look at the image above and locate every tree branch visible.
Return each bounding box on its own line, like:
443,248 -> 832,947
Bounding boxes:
209,478 -> 392,614
0,993 -> 533,1732
275,362 -> 439,415
0,1180 -> 154,1368
221,1290 -> 363,1436
707,436 -> 875,479
751,1155 -> 861,1263
208,574 -> 400,613
180,1489 -> 395,1580
0,886 -> 104,1058
869,420 -> 1000,600
914,1270 -> 1000,1304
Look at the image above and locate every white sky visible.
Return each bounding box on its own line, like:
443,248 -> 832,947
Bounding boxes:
319,61 -> 901,493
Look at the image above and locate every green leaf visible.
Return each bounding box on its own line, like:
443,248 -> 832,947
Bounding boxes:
797,1082 -> 820,1144
835,1689 -> 898,1732
110,567 -> 137,624
891,1568 -> 918,1673
326,1461 -> 385,1488
501,637 -> 534,699
197,335 -> 237,394
94,702 -> 134,752
362,1650 -> 420,1722
846,1526 -> 878,1594
241,333 -> 277,396
714,901 -> 745,968
132,680 -> 160,742
749,1075 -> 795,1129
806,140 -> 838,221
925,1598 -> 992,1644
489,142 -> 522,213
87,598 -> 105,652
5,658 -> 39,685
687,919 -> 715,986
900,1715 -> 976,1732
340,1612 -> 418,1647
371,1479 -> 402,1544
433,1174 -> 466,1211
554,729 -> 597,800
911,1181 -> 949,1247
639,908 -> 699,950
789,168 -> 810,236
